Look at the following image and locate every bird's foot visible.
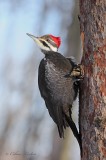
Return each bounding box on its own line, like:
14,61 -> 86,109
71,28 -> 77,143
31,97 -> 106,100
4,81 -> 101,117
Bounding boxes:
71,64 -> 84,80
64,64 -> 84,80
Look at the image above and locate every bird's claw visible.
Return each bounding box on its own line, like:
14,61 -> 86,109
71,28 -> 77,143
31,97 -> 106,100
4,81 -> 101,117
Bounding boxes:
64,64 -> 84,80
71,64 -> 84,79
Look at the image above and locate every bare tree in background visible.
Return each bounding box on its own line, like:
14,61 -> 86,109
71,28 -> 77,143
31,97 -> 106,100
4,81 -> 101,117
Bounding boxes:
79,0 -> 106,159
0,0 -> 81,160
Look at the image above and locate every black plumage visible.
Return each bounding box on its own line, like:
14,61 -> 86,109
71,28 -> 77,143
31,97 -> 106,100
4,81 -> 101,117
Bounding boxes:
38,51 -> 81,149
26,33 -> 83,154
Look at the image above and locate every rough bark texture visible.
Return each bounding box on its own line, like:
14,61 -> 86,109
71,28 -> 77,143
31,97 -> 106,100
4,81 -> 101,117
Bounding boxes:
79,0 -> 106,159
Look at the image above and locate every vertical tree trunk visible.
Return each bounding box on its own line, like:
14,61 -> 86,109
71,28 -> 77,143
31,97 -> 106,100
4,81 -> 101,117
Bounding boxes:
79,0 -> 106,159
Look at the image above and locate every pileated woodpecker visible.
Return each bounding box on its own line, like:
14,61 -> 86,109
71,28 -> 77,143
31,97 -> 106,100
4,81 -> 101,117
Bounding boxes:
27,33 -> 83,152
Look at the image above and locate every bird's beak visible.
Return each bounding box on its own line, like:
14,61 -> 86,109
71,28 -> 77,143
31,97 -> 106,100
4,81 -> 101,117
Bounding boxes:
26,33 -> 43,50
26,33 -> 38,41
26,33 -> 41,47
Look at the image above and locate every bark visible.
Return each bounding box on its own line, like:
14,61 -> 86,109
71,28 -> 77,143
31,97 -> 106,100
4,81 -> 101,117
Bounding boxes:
79,0 -> 106,159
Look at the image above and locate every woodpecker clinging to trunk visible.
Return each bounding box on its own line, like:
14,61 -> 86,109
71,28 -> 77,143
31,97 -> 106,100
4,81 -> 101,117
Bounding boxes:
27,33 -> 83,152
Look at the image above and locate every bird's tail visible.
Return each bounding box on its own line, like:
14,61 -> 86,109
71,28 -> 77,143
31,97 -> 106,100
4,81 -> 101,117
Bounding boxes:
63,112 -> 82,156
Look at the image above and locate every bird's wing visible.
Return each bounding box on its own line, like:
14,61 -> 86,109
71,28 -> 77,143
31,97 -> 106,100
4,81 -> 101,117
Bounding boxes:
45,100 -> 64,138
38,59 -> 65,137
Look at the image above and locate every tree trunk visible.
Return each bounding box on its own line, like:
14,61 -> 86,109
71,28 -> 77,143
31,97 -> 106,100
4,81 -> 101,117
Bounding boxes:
79,0 -> 106,159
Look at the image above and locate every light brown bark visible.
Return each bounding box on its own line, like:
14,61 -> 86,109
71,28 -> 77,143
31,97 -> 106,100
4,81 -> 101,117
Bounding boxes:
79,0 -> 106,159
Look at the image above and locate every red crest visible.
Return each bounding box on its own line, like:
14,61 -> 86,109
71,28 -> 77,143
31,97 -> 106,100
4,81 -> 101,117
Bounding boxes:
49,35 -> 61,47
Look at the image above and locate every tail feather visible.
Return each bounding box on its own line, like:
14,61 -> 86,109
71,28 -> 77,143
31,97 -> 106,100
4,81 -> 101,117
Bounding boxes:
63,112 -> 82,155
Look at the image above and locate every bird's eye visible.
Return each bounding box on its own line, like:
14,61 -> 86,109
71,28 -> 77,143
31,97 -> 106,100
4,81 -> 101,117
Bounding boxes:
40,40 -> 50,48
47,39 -> 49,42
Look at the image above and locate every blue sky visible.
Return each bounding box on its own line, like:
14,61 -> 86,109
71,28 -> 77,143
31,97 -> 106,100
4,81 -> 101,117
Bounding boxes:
0,0 -> 80,159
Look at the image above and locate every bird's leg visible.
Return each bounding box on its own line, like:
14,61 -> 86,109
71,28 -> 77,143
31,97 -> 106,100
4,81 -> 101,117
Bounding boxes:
71,64 -> 84,79
64,64 -> 84,80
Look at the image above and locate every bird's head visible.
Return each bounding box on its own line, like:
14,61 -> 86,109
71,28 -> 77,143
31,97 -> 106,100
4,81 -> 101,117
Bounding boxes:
27,33 -> 61,52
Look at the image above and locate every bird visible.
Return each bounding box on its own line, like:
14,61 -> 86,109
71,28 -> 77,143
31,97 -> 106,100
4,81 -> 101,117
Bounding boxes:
27,33 -> 83,152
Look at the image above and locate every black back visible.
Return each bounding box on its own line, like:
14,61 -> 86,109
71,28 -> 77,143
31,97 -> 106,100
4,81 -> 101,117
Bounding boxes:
38,51 -> 78,137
